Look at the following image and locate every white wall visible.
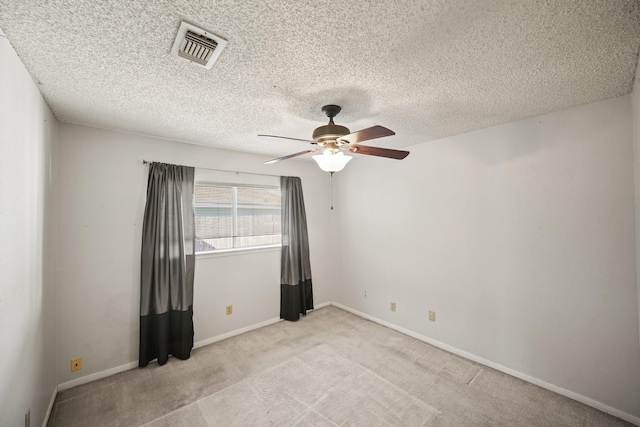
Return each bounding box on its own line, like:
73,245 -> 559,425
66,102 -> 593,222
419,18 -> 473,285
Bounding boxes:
333,95 -> 640,418
633,55 -> 640,359
55,124 -> 334,385
0,33 -> 58,427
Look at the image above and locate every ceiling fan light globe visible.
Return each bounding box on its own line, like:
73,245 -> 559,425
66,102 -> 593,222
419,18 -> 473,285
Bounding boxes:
312,151 -> 352,172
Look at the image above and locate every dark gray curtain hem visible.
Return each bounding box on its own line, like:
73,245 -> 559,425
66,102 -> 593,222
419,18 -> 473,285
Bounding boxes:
139,306 -> 194,367
280,280 -> 314,321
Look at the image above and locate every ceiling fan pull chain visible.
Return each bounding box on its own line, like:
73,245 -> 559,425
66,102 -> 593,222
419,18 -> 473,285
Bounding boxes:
330,171 -> 334,211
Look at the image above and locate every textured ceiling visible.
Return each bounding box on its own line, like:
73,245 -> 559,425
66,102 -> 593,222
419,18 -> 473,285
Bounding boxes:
1,0 -> 639,159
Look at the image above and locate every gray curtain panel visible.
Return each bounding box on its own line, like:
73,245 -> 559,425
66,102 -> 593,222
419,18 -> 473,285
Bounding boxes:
280,176 -> 314,321
139,162 -> 195,367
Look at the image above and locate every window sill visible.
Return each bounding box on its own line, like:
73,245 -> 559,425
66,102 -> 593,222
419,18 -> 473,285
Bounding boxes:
196,244 -> 281,259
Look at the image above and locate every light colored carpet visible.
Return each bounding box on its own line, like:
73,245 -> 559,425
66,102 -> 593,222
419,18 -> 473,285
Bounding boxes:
47,306 -> 632,426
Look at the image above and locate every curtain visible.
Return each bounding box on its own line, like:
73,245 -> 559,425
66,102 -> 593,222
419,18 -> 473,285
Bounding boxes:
139,162 -> 195,367
280,176 -> 314,321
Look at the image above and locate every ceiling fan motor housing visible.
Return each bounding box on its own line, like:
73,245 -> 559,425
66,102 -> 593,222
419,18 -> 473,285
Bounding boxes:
313,104 -> 350,144
312,123 -> 350,144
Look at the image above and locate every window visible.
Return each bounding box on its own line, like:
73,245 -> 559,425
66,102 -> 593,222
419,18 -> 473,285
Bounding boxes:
194,183 -> 281,253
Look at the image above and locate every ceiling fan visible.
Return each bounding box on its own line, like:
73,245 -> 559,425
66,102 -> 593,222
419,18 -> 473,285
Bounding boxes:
259,105 -> 410,172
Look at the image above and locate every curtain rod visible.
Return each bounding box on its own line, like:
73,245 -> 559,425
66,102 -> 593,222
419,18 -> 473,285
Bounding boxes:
142,160 -> 281,178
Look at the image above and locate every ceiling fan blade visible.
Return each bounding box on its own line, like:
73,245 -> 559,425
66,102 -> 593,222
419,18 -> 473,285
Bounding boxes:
347,144 -> 410,160
264,149 -> 318,164
338,125 -> 395,144
258,134 -> 317,144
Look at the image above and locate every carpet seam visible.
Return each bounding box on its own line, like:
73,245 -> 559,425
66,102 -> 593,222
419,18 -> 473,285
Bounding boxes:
466,368 -> 483,386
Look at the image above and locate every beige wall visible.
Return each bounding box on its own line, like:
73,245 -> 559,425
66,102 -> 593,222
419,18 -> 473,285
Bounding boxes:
333,95 -> 640,419
0,33 -> 58,427
633,55 -> 640,365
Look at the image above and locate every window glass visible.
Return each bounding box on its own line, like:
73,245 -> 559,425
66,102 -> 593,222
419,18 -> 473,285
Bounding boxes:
195,184 -> 281,252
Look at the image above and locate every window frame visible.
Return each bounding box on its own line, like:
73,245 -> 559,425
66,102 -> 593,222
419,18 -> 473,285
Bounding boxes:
194,181 -> 282,256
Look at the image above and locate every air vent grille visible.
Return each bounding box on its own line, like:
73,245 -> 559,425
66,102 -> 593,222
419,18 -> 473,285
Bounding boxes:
171,21 -> 228,69
179,31 -> 218,66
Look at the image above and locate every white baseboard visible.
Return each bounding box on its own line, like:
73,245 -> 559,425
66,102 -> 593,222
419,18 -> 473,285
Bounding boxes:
42,385 -> 58,427
330,302 -> 640,427
54,304 -> 338,394
57,317 -> 286,392
194,302 -> 329,348
57,361 -> 139,391
194,316 -> 283,348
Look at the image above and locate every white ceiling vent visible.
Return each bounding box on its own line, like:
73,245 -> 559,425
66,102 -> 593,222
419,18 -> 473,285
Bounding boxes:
171,21 -> 227,69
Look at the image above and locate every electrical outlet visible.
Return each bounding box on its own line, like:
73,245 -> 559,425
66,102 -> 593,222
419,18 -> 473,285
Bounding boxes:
226,305 -> 233,315
390,302 -> 396,312
25,409 -> 30,427
364,290 -> 367,298
429,311 -> 436,322
70,357 -> 82,372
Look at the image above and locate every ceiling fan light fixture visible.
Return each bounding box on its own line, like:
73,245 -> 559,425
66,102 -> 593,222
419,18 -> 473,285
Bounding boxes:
312,151 -> 352,172
260,104 -> 409,165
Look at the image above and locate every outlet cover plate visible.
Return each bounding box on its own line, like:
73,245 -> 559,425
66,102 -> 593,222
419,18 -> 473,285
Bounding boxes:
71,357 -> 82,372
